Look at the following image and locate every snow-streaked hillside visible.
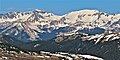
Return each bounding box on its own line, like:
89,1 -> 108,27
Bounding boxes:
0,9 -> 120,41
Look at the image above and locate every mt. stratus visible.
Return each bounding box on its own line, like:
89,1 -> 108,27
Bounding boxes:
0,9 -> 120,41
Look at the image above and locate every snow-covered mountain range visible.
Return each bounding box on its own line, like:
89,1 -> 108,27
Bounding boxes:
0,9 -> 120,41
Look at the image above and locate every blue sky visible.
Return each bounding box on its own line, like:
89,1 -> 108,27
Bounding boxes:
0,0 -> 120,15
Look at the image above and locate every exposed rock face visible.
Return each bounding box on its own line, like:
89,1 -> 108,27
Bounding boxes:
0,9 -> 120,41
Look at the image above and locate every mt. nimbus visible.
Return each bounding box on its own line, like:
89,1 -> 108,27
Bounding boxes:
0,9 -> 120,41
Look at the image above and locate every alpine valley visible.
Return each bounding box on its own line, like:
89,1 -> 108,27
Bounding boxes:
0,9 -> 120,60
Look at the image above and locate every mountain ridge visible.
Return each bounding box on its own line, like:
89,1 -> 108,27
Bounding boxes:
0,9 -> 120,41
0,31 -> 119,60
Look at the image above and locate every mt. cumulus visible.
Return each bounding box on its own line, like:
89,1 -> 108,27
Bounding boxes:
0,9 -> 120,41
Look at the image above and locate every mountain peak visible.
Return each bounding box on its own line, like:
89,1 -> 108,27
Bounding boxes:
34,9 -> 44,12
0,9 -> 120,41
79,9 -> 100,13
66,9 -> 102,16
